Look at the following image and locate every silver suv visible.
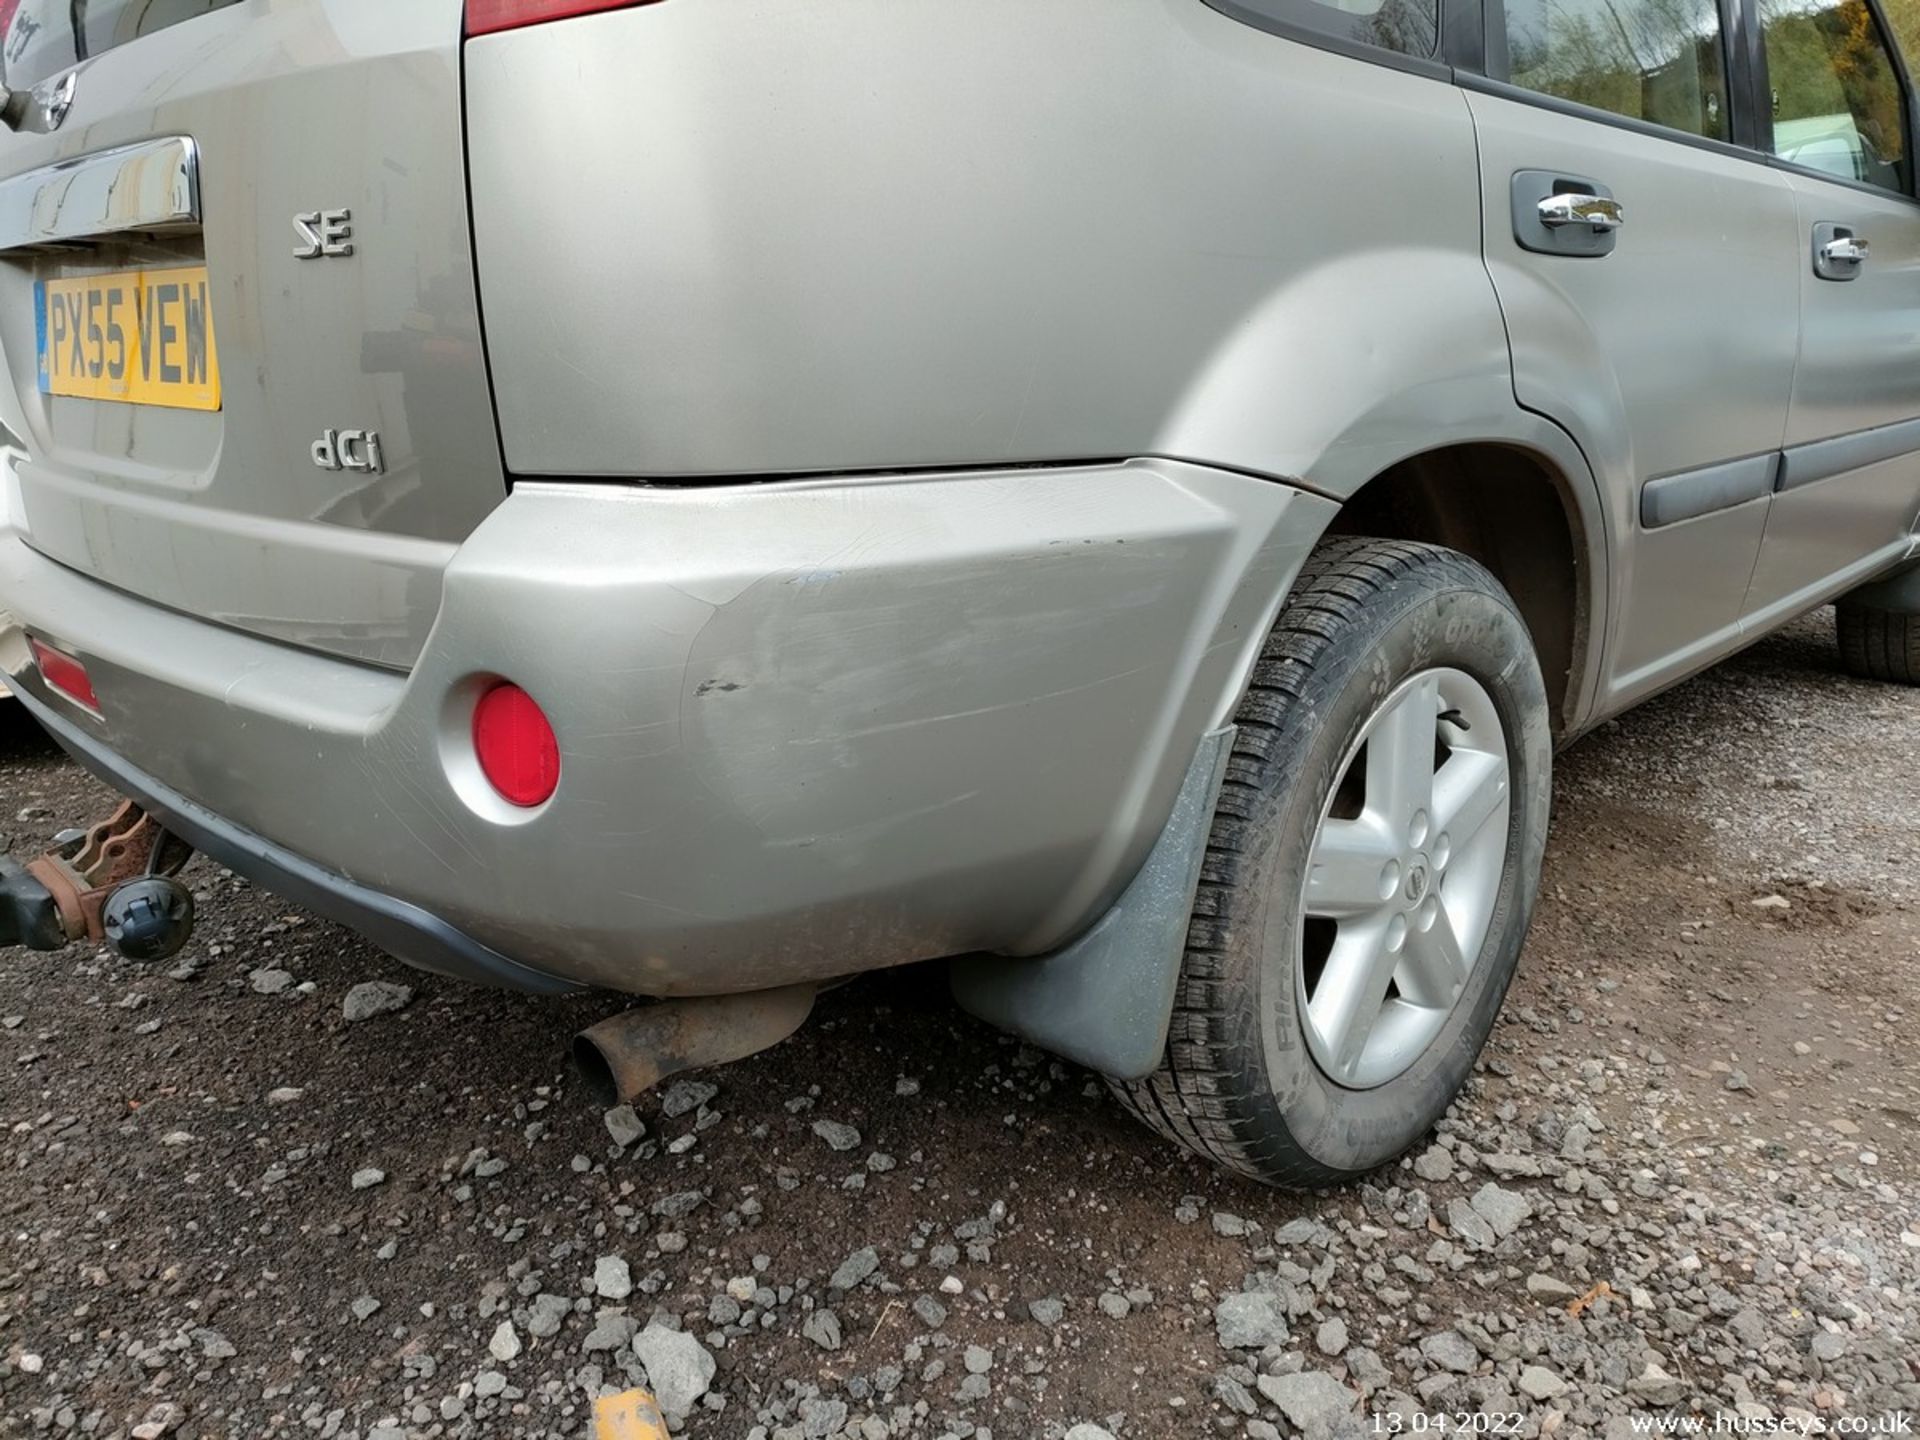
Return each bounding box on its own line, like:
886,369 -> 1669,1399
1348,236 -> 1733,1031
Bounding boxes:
1,0 -> 1917,1187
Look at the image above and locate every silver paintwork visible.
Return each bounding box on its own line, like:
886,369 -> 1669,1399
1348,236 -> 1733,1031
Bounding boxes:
0,135 -> 196,252
0,458 -> 1334,993
1744,173 -> 1920,624
1465,87 -> 1807,712
464,0 -> 1508,493
0,0 -> 251,92
1298,669 -> 1510,1089
0,0 -> 504,671
0,0 -> 1912,1010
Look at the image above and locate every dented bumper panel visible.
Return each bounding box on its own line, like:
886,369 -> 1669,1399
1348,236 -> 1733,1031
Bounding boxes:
0,460 -> 1333,994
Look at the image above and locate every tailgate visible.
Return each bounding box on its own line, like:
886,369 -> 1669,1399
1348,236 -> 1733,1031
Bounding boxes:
0,0 -> 501,669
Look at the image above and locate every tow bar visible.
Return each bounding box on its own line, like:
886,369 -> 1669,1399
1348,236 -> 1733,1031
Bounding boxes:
0,799 -> 197,961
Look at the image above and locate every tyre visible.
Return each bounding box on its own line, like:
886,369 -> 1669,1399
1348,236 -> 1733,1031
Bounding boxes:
1115,537 -> 1552,1187
1835,603 -> 1920,685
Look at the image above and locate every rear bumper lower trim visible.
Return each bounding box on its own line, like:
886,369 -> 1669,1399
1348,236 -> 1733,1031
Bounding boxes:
11,681 -> 580,995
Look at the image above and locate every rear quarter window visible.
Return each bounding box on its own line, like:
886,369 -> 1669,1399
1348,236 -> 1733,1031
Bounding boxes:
1762,0 -> 1913,192
1498,0 -> 1732,139
1886,0 -> 1920,61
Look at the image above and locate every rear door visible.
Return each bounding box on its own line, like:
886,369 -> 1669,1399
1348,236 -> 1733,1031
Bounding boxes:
1740,0 -> 1920,621
0,0 -> 503,670
1463,0 -> 1805,708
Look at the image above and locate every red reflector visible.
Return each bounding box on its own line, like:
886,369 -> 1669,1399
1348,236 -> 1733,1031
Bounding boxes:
472,683 -> 561,807
465,0 -> 662,36
29,638 -> 99,713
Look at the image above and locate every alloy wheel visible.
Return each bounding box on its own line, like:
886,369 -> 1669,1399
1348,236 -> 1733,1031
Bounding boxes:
1295,667 -> 1512,1089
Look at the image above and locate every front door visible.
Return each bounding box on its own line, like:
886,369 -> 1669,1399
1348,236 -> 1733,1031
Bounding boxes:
1464,0 -> 1805,709
1742,0 -> 1920,621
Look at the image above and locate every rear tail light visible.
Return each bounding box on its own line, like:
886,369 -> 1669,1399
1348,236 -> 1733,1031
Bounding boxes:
465,0 -> 663,36
472,682 -> 561,807
28,638 -> 100,714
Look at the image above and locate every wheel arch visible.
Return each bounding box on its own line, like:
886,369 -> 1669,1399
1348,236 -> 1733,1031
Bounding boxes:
1322,439 -> 1608,740
1154,249 -> 1613,737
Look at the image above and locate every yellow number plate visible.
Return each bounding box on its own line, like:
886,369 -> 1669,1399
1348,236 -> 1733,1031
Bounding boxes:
36,265 -> 221,411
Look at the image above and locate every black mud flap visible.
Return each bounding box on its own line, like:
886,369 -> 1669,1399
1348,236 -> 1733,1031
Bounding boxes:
948,726 -> 1235,1080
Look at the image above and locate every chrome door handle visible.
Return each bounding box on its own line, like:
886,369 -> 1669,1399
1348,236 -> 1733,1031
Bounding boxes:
1813,221 -> 1868,280
1513,171 -> 1618,257
1820,235 -> 1870,265
1537,192 -> 1625,231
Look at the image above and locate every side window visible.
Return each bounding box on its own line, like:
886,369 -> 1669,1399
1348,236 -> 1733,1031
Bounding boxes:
1886,0 -> 1920,63
1205,0 -> 1440,58
1761,0 -> 1912,192
1500,0 -> 1731,140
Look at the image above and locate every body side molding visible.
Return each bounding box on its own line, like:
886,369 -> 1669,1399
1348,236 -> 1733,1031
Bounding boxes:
1638,415 -> 1920,530
1778,415 -> 1920,492
1640,453 -> 1779,528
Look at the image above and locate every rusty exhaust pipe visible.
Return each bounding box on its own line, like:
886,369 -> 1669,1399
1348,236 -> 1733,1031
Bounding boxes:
571,983 -> 817,1107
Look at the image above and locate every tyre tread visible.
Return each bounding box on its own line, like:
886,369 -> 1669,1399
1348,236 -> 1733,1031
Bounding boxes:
1836,603 -> 1920,685
1112,537 -> 1487,1186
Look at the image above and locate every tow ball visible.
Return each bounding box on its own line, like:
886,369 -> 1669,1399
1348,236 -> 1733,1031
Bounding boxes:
0,800 -> 197,961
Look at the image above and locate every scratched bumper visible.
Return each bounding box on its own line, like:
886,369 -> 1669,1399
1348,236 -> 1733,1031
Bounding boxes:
0,461 -> 1332,994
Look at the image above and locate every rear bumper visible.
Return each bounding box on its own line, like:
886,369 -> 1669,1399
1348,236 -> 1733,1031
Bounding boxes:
0,461 -> 1332,995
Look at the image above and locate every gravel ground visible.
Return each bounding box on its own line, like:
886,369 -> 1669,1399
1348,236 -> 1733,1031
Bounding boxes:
1,609 -> 1916,1440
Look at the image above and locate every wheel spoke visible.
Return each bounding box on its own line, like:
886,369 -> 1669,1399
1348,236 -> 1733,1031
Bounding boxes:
1364,672 -> 1440,837
1431,747 -> 1509,850
1306,917 -> 1401,1078
1398,906 -> 1470,1007
1305,818 -> 1396,919
1296,665 -> 1514,1090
